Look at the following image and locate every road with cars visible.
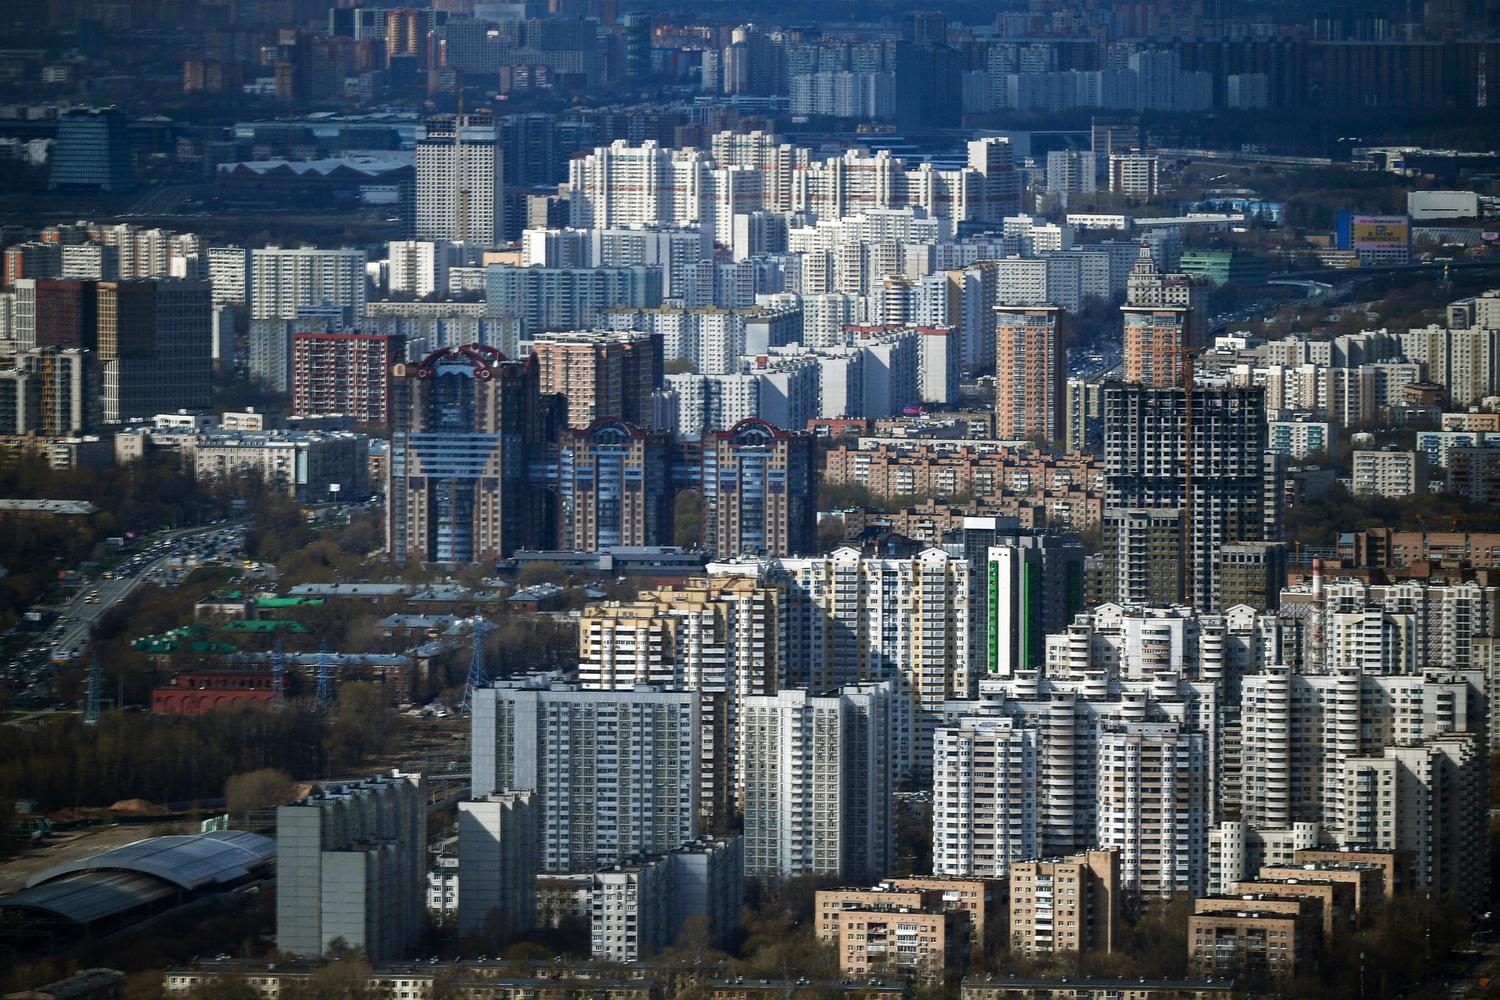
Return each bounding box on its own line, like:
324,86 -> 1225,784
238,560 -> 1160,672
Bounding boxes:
5,522 -> 245,704
53,523 -> 246,658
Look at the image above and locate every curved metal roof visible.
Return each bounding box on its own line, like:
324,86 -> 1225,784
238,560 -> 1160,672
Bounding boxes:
0,870 -> 175,926
25,830 -> 274,892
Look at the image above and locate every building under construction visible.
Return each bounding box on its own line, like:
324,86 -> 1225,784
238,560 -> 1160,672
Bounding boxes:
414,113 -> 504,245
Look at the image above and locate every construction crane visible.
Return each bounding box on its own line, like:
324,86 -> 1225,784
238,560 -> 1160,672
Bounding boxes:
453,71 -> 470,242
1180,321 -> 1206,612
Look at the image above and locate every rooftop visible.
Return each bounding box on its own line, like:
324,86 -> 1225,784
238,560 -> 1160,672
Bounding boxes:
0,499 -> 97,515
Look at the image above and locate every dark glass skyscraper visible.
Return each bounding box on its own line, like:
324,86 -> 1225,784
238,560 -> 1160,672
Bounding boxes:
49,108 -> 134,193
388,345 -> 558,563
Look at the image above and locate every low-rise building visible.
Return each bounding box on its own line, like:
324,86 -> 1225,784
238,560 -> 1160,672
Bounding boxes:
1009,849 -> 1121,956
1289,847 -> 1406,899
1229,878 -> 1355,938
828,903 -> 969,986
151,669 -> 278,714
961,977 -> 1237,1000
2,969 -> 124,1000
191,429 -> 369,502
1188,896 -> 1317,980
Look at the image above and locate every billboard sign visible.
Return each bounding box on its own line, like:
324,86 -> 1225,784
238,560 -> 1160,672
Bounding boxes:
1350,214 -> 1404,250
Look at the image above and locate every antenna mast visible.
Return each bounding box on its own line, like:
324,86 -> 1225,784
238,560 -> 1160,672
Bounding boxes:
315,640 -> 333,710
272,638 -> 286,708
459,619 -> 490,716
84,654 -> 101,725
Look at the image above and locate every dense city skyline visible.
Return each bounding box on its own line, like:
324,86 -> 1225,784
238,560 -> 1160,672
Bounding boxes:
0,0 -> 1498,998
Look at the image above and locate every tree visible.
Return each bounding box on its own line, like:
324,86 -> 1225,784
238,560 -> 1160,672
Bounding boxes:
815,515 -> 846,553
281,957 -> 375,1000
325,682 -> 398,770
224,767 -> 297,817
184,971 -> 261,1000
673,489 -> 703,547
517,560 -> 568,588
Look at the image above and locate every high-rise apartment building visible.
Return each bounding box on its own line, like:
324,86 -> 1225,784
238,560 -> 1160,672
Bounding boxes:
1121,245 -> 1206,388
0,348 -> 97,436
741,683 -> 893,881
1103,383 -> 1277,610
250,248 -> 367,322
1341,733 -> 1487,912
1090,117 -> 1140,159
709,546 -> 969,781
579,576 -> 781,831
276,772 -> 426,962
702,419 -> 816,559
589,837 -> 743,963
1238,667 -> 1485,849
529,330 -> 662,430
994,305 -> 1065,443
567,140 -> 715,233
387,345 -> 559,563
1401,325 -> 1499,407
556,420 -> 673,551
291,332 -> 405,424
207,246 -> 250,306
1109,153 -> 1160,196
471,679 -> 700,873
61,244 -> 119,281
48,108 -> 134,192
415,115 -> 504,245
1065,378 -> 1104,454
941,519 -> 1084,681
97,278 -> 212,423
933,717 -> 1040,877
1095,722 -> 1209,896
457,792 -> 537,936
1046,150 -> 1097,197
981,535 -> 1086,679
12,279 -> 97,352
388,240 -> 458,299
484,265 -> 663,336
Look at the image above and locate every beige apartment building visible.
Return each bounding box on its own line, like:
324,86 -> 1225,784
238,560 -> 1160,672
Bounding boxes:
1009,849 -> 1121,956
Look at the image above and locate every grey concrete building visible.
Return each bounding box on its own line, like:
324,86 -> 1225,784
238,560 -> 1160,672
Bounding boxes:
457,792 -> 537,936
471,678 -> 699,873
275,771 -> 426,961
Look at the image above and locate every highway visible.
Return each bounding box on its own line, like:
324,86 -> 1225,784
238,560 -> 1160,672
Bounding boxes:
47,522 -> 244,665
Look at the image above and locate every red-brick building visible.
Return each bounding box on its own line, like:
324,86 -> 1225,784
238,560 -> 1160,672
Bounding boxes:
291,331 -> 405,424
152,669 -> 278,715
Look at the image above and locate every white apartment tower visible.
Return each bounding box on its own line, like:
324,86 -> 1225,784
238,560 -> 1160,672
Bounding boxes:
1095,722 -> 1209,896
741,683 -> 893,881
470,680 -> 700,873
416,115 -> 505,245
249,247 -> 367,321
275,772 -> 426,962
710,547 -> 970,782
932,717 -> 1040,877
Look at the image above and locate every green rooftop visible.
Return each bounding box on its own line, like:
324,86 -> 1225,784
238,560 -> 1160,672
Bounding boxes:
255,596 -> 325,608
220,620 -> 310,634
